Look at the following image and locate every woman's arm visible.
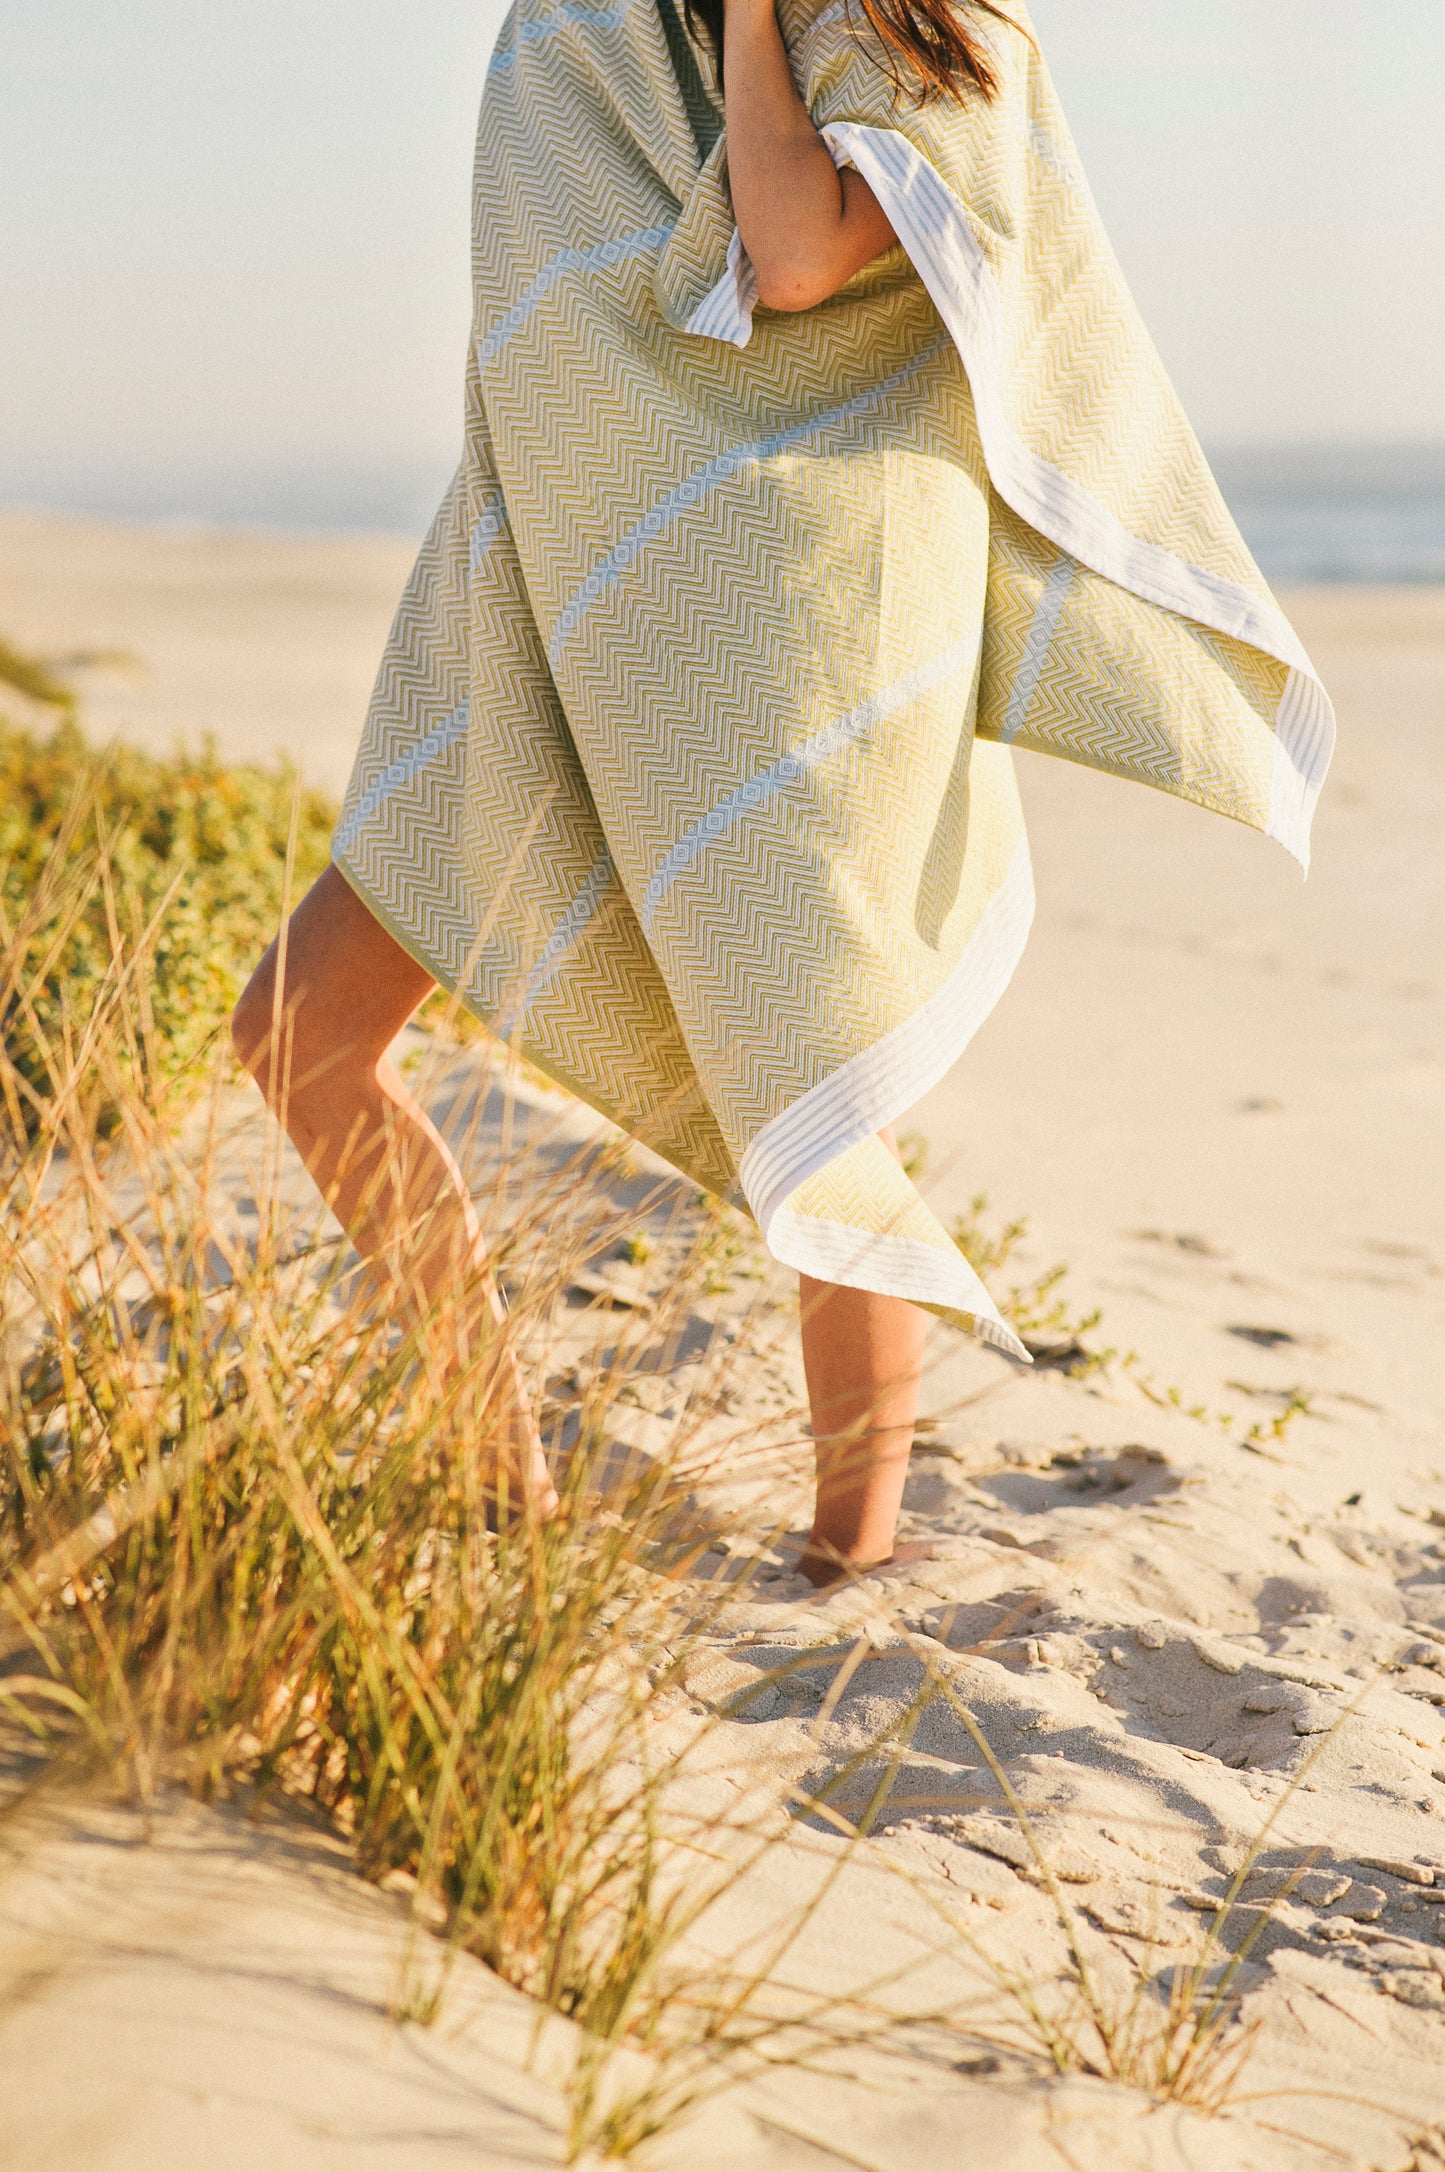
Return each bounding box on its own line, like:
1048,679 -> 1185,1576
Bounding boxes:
722,0 -> 896,312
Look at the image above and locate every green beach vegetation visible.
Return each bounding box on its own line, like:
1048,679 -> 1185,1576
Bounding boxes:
0,652 -> 334,1134
0,657 -> 1301,2153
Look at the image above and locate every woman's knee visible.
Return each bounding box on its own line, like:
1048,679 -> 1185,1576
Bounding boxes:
231,863 -> 435,1088
232,932 -> 366,1112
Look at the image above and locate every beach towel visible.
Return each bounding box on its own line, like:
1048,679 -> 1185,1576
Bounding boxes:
332,0 -> 1334,1358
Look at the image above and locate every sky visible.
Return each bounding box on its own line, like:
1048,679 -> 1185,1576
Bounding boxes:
2,0 -> 1442,529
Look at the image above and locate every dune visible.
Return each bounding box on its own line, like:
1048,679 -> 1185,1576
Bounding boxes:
2,507 -> 1442,2167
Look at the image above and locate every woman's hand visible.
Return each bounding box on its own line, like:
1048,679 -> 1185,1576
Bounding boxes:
722,0 -> 896,312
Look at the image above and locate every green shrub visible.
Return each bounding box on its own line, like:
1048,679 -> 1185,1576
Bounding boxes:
0,680 -> 336,1129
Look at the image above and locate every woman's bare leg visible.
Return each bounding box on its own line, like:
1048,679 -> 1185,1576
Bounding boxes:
795,1129 -> 927,1584
231,862 -> 551,1503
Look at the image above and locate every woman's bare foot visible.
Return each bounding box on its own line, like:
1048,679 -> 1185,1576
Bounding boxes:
484,1469 -> 561,1529
795,1535 -> 935,1588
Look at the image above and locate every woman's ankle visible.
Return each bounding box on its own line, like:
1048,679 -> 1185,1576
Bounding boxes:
796,1531 -> 932,1587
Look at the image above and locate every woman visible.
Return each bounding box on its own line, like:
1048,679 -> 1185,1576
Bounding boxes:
233,0 -> 1333,1582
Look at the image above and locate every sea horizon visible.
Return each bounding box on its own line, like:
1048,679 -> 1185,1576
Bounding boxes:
4,439 -> 1444,586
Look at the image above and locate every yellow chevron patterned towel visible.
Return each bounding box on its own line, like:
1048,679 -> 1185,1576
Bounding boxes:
334,0 -> 1333,1360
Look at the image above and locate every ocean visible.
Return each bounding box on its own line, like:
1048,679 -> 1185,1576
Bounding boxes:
1208,443 -> 1445,586
3,443 -> 1444,586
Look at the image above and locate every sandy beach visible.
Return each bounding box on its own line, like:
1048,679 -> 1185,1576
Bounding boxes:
0,506 -> 417,793
2,506 -> 1443,2169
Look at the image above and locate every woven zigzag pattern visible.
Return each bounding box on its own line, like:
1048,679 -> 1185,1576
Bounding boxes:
976,503 -> 1284,825
338,382 -> 737,1198
334,0 -> 1329,1348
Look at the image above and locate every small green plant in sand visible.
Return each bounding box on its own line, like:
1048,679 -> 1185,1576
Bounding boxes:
1240,1387 -> 1315,1455
895,1128 -> 930,1182
897,1143 -> 1105,1359
692,1193 -> 760,1294
949,1192 -> 1105,1363
1115,1351 -> 1315,1459
942,1177 -> 1314,1452
938,1174 -> 1314,1450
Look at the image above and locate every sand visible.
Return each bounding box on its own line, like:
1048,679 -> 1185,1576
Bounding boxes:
2,507 -> 1443,2168
0,505 -> 415,792
0,1790 -> 590,2171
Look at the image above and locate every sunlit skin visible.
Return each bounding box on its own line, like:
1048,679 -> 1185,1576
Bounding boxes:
234,864 -> 926,1581
721,0 -> 921,1580
721,0 -> 897,311
234,7 -> 924,1584
232,866 -> 558,1517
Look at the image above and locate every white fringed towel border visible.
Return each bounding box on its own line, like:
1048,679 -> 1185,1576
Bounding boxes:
684,121 -> 1336,874
742,835 -> 1037,1360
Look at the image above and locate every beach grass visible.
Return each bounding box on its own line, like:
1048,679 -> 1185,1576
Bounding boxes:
0,789 -> 975,2154
0,717 -> 771,2149
0,690 -> 1321,2154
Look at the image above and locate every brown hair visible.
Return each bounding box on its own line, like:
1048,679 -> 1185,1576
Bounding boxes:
682,0 -> 1024,104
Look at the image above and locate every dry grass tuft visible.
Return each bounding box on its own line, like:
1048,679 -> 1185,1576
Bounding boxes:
0,808 -> 797,2154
